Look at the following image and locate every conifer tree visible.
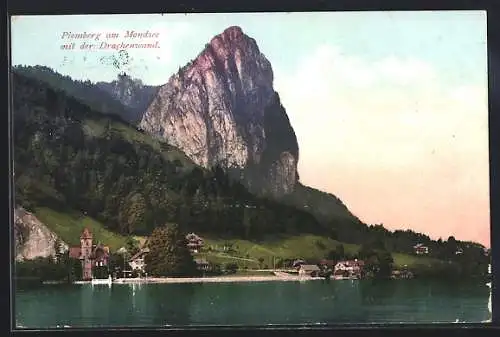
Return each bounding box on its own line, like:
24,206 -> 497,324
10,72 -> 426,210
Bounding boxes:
144,224 -> 198,277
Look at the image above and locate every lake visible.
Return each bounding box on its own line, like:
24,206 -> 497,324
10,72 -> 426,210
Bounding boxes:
15,279 -> 491,328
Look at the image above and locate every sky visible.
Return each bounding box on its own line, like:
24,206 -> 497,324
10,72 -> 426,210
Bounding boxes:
10,11 -> 490,247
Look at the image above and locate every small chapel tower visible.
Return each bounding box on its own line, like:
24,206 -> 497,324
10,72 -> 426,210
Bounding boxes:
80,228 -> 93,280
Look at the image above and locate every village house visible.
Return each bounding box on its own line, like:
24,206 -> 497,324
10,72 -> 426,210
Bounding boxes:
333,260 -> 364,279
194,258 -> 210,272
186,233 -> 204,253
69,228 -> 110,280
129,247 -> 150,274
413,243 -> 429,255
298,264 -> 321,277
292,259 -> 306,269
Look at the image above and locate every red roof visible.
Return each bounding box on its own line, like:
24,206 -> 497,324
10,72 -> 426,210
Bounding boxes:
69,247 -> 81,259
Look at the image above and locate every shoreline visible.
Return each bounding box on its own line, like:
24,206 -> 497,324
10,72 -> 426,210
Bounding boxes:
74,273 -> 326,285
114,274 -> 325,284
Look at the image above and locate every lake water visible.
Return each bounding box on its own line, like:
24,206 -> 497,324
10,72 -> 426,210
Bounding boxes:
15,279 -> 491,328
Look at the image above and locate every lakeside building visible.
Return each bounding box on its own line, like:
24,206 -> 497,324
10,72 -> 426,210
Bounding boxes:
69,228 -> 110,280
292,259 -> 306,269
333,260 -> 364,279
413,243 -> 429,255
129,247 -> 150,274
298,264 -> 321,277
194,258 -> 210,272
186,233 -> 204,253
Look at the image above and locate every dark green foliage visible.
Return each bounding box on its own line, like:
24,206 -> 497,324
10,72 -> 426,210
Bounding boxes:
144,224 -> 198,277
69,257 -> 83,281
225,263 -> 238,274
358,245 -> 394,279
125,236 -> 140,256
15,253 -> 81,283
326,244 -> 345,262
108,252 -> 126,276
93,266 -> 109,279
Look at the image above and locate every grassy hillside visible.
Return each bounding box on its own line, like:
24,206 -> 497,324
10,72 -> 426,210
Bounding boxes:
28,204 -> 467,280
32,207 -> 128,251
28,206 -> 442,272
194,234 -> 444,270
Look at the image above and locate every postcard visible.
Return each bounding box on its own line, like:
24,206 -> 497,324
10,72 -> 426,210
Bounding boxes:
10,11 -> 491,329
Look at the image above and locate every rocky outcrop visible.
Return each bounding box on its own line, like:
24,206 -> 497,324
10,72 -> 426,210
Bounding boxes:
97,74 -> 159,124
14,207 -> 68,261
139,26 -> 299,196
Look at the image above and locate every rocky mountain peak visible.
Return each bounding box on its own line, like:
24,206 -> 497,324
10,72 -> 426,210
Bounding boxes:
96,73 -> 158,124
139,27 -> 298,196
205,26 -> 263,65
218,26 -> 244,40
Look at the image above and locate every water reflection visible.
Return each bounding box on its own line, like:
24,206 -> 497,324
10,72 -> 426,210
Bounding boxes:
15,280 -> 490,328
359,279 -> 397,305
145,283 -> 195,326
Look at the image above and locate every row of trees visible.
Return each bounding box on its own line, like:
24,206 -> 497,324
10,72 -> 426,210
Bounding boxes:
16,240 -> 83,283
324,244 -> 394,279
324,239 -> 489,280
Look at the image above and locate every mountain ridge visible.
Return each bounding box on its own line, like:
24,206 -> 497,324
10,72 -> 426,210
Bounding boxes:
11,69 -> 489,276
11,25 -> 488,266
12,65 -> 158,124
139,26 -> 299,197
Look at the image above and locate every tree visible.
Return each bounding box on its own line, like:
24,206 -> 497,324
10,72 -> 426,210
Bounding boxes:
125,236 -> 140,256
358,244 -> 373,260
258,257 -> 265,269
358,245 -> 394,279
377,250 -> 394,278
242,207 -> 252,239
225,263 -> 238,274
122,192 -> 147,234
144,224 -> 198,277
326,244 -> 345,261
108,252 -> 125,277
445,236 -> 458,258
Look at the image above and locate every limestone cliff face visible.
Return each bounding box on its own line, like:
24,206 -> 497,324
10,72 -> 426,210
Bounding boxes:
14,207 -> 68,261
96,74 -> 159,124
139,26 -> 299,196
